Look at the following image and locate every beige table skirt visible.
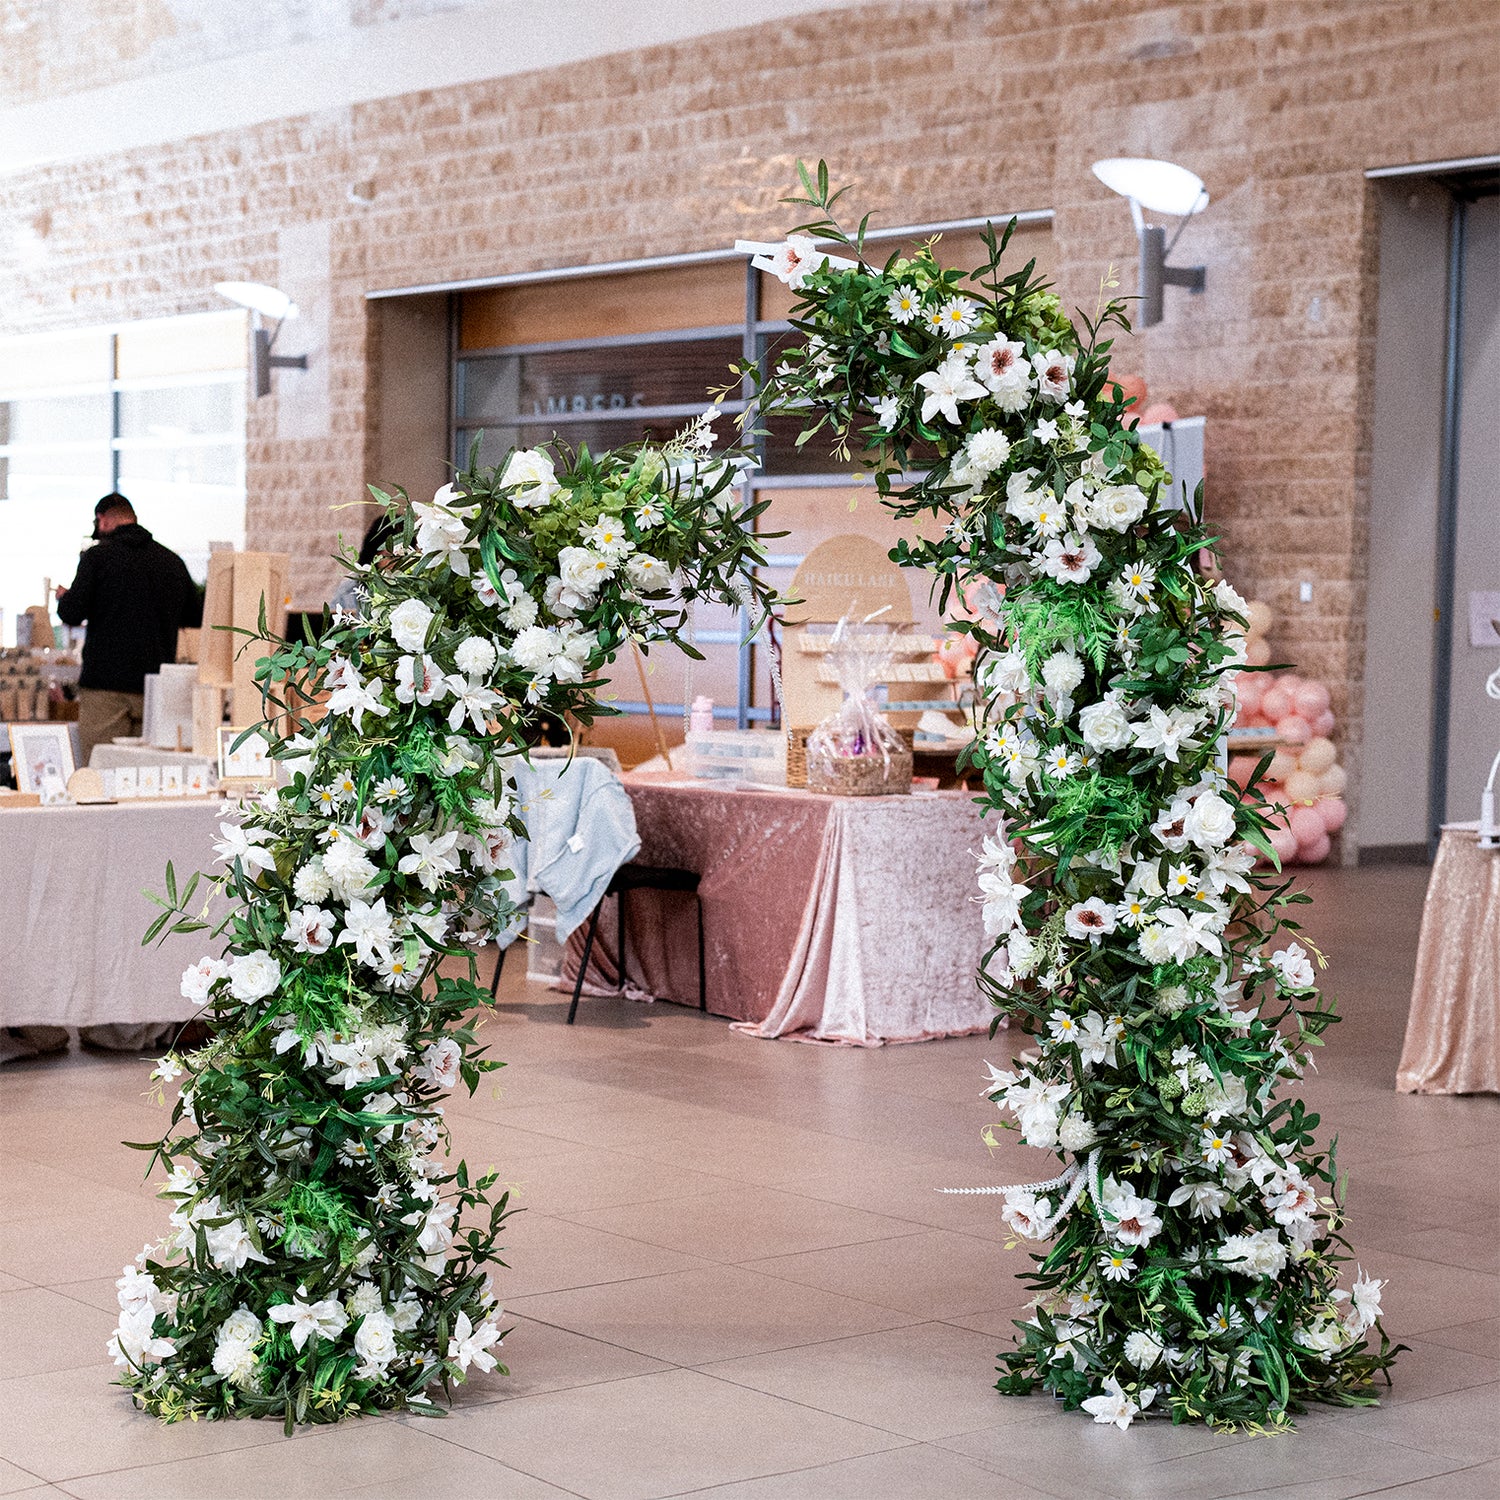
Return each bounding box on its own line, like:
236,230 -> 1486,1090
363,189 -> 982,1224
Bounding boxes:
0,800 -> 224,1029
1397,826 -> 1500,1095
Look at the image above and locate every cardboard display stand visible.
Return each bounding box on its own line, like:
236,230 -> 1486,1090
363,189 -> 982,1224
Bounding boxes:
195,550 -> 290,754
781,534 -> 955,732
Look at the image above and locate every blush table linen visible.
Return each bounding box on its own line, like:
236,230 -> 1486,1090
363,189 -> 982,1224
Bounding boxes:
1397,824 -> 1500,1095
566,774 -> 994,1045
0,800 -> 224,1030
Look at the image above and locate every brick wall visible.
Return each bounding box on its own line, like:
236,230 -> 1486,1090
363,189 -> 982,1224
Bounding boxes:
2,0 -> 1498,844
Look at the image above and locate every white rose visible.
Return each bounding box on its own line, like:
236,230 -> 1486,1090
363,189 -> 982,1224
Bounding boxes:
228,951 -> 281,1002
353,1309 -> 398,1377
180,956 -> 229,1003
389,598 -> 434,652
625,553 -> 669,591
1270,943 -> 1315,990
1090,484 -> 1148,532
499,448 -> 560,509
453,636 -> 497,677
1183,790 -> 1237,850
218,1307 -> 263,1345
558,545 -> 608,595
391,1295 -> 423,1332
979,649 -> 1030,697
1215,578 -> 1249,616
1078,696 -> 1132,751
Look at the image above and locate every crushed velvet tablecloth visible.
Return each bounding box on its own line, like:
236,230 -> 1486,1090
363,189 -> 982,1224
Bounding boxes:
0,800 -> 225,1029
566,774 -> 993,1045
1397,825 -> 1500,1095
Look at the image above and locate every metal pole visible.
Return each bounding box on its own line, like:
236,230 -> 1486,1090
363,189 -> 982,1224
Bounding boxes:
1428,192 -> 1468,854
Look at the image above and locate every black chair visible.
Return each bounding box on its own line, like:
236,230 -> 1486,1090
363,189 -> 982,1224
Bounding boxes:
568,864 -> 705,1025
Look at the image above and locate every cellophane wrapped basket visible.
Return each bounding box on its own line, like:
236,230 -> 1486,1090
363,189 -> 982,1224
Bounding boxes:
804,618 -> 912,796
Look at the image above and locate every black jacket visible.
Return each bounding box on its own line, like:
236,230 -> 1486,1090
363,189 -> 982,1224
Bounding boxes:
56,524 -> 202,694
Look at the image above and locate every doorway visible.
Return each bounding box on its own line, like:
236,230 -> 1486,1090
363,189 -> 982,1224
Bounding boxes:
1360,162 -> 1499,860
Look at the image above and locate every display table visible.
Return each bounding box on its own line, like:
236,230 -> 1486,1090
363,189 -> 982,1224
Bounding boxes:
1397,824 -> 1500,1095
90,743 -> 214,773
0,800 -> 224,1030
566,774 -> 993,1045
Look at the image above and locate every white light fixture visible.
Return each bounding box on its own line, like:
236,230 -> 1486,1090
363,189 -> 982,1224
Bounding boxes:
214,280 -> 307,397
1091,157 -> 1209,327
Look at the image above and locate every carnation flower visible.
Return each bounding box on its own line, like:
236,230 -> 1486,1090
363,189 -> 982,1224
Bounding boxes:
1270,943 -> 1316,989
454,636 -> 497,678
1041,649 -> 1085,699
1124,1331 -> 1165,1368
1058,1113 -> 1099,1150
964,427 -> 1012,474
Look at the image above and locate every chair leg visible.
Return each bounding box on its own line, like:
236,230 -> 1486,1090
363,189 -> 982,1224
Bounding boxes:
696,893 -> 707,1012
568,902 -> 603,1025
616,887 -> 627,995
489,941 -> 507,999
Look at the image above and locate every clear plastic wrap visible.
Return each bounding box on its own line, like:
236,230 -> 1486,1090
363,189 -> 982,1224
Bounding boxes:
804,614 -> 913,796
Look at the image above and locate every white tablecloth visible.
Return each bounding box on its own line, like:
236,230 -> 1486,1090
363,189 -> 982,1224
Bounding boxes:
0,801 -> 224,1028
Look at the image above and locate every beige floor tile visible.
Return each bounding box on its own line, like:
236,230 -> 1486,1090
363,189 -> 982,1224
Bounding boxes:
0,1458 -> 47,1498
565,1186 -> 925,1263
495,1145 -> 735,1218
55,1419 -> 574,1499
671,1441 -> 1049,1499
497,1211 -> 714,1299
443,1115 -> 594,1169
745,1229 -> 1012,1320
1421,1318 -> 1500,1359
700,1320 -> 1016,1440
0,1160 -> 152,1226
1302,1381 -> 1500,1466
42,1279 -> 119,1316
0,1272 -> 32,1292
423,1313 -> 672,1408
0,1288 -> 118,1380
512,1264 -> 919,1366
0,1199 -> 166,1287
1370,1458 -> 1500,1497
420,1367 -> 902,1500
0,1363 -> 285,1482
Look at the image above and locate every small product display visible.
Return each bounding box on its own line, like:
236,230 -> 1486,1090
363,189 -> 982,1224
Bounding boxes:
8,722 -> 75,797
804,615 -> 913,796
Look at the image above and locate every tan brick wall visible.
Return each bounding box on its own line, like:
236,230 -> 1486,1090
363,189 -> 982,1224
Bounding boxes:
2,0 -> 1498,840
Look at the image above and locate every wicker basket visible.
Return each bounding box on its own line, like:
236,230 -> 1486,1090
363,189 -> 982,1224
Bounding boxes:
787,724 -> 915,791
806,744 -> 914,796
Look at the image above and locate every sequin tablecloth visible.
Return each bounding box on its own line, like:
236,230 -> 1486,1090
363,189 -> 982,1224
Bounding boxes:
1397,825 -> 1500,1095
566,774 -> 993,1045
0,800 -> 224,1029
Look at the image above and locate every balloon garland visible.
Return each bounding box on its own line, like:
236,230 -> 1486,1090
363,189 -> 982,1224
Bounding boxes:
738,164 -> 1398,1430
113,423 -> 776,1427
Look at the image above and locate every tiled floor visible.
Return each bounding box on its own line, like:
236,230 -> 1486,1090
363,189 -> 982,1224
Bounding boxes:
1,864 -> 1496,1499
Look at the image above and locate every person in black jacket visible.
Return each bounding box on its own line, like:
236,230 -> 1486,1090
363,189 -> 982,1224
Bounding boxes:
55,493 -> 203,760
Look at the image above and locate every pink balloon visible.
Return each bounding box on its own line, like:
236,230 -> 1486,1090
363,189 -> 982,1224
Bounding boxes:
1299,736 -> 1337,775
1297,831 -> 1332,865
1318,764 -> 1347,797
1266,751 -> 1298,784
1236,676 -> 1266,712
1246,639 -> 1272,666
1280,673 -> 1304,694
1311,709 -> 1336,737
1279,714 -> 1312,746
1262,685 -> 1292,722
1318,795 -> 1348,832
1289,805 -> 1326,845
1294,681 -> 1330,718
1285,770 -> 1321,804
1268,827 -> 1300,863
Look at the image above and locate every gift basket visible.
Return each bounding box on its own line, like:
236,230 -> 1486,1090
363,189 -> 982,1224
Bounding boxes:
803,612 -> 913,796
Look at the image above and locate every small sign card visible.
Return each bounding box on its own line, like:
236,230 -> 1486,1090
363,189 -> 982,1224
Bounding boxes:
113,766 -> 139,800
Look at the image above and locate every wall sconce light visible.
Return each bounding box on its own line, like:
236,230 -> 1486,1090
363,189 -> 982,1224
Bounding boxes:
1091,157 -> 1209,327
214,280 -> 308,397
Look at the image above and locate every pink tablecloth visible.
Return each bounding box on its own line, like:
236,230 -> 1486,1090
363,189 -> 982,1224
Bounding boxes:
566,775 -> 993,1045
1397,826 -> 1500,1095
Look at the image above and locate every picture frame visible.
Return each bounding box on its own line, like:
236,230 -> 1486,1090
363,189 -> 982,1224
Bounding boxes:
217,726 -> 275,788
138,764 -> 162,799
8,723 -> 75,797
161,764 -> 184,798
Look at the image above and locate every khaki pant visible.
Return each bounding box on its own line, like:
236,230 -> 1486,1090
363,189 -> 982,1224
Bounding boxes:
77,687 -> 144,762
